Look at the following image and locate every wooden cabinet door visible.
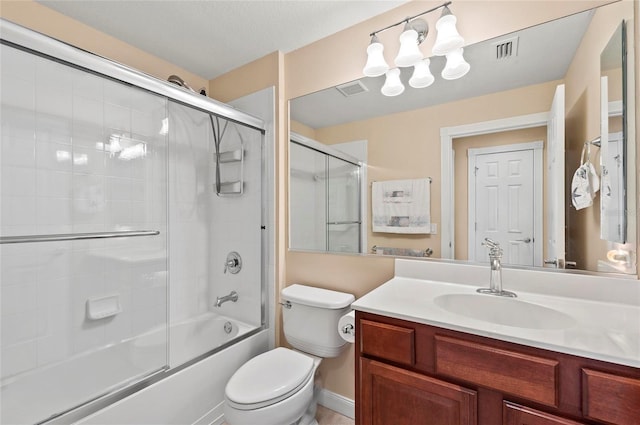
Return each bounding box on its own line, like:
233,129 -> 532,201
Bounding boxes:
503,402 -> 585,425
359,358 -> 477,425
582,369 -> 640,425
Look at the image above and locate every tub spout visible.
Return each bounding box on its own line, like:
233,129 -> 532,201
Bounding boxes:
215,291 -> 238,307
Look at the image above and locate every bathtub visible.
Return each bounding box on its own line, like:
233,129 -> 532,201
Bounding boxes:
134,312 -> 255,368
1,313 -> 259,425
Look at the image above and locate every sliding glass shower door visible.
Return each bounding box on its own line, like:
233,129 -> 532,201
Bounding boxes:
0,44 -> 169,424
290,140 -> 361,253
327,156 -> 361,252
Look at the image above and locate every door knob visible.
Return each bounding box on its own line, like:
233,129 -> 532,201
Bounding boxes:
516,237 -> 532,243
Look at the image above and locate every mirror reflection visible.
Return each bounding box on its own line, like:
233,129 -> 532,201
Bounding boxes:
290,134 -> 365,253
598,21 -> 635,273
289,2 -> 636,275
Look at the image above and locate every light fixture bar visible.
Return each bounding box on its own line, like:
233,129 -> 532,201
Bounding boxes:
369,1 -> 452,37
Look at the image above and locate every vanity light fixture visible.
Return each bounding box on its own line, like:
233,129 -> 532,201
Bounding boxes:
362,35 -> 389,77
409,58 -> 435,88
441,48 -> 470,80
432,6 -> 465,55
381,68 -> 405,96
363,1 -> 468,97
395,20 -> 428,67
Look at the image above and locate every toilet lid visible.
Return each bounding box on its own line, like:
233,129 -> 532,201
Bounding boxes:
225,347 -> 314,409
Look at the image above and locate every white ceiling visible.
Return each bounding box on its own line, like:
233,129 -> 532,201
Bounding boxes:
37,0 -> 408,80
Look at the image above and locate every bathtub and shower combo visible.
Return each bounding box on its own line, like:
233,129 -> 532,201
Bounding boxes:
0,19 -> 272,424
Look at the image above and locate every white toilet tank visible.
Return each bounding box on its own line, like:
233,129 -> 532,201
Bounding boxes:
281,284 -> 355,358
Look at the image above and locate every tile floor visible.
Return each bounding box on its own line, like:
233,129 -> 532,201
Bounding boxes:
316,405 -> 354,425
222,406 -> 353,425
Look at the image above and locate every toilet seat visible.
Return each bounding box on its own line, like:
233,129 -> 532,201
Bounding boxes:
225,347 -> 314,410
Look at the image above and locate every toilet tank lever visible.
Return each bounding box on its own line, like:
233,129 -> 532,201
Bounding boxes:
279,300 -> 292,309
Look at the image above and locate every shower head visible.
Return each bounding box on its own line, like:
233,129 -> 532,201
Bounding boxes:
167,74 -> 195,92
168,75 -> 207,96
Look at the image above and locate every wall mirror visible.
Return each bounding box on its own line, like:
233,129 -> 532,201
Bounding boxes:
289,1 -> 636,275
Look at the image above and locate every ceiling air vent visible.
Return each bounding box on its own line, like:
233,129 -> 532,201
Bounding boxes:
336,80 -> 369,97
493,36 -> 519,60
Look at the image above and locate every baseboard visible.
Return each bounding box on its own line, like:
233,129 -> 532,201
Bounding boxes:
317,388 -> 355,419
210,389 -> 354,423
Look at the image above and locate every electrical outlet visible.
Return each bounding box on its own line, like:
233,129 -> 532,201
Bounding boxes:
430,223 -> 438,234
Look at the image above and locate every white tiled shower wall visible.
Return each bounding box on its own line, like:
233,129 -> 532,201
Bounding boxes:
168,100 -> 264,359
0,45 -> 168,379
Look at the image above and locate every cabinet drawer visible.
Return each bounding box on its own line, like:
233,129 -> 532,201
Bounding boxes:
435,335 -> 558,406
360,319 -> 414,366
503,402 -> 584,424
582,369 -> 640,425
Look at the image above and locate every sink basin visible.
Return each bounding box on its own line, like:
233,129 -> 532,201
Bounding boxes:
434,293 -> 576,330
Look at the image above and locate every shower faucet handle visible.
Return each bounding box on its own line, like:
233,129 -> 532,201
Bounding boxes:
224,251 -> 242,274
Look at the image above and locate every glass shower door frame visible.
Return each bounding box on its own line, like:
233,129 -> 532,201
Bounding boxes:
290,133 -> 364,253
0,18 -> 267,425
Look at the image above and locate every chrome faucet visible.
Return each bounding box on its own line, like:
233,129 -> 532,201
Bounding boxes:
215,291 -> 238,307
477,238 -> 517,298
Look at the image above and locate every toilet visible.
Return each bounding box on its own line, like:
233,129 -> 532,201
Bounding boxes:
223,284 -> 355,425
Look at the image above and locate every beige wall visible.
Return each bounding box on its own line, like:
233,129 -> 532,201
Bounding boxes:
209,52 -> 281,103
564,1 -> 634,271
290,120 -> 317,140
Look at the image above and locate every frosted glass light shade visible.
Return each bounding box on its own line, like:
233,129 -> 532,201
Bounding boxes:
363,36 -> 389,77
394,27 -> 423,67
409,59 -> 434,88
381,68 -> 405,97
442,48 -> 470,80
432,8 -> 464,56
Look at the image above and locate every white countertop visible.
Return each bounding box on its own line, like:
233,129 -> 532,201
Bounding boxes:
351,260 -> 640,368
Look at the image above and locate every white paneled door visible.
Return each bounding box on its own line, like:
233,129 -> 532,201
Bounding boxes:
469,143 -> 543,266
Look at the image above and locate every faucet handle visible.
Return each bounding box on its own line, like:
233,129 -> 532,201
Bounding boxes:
483,238 -> 499,248
223,252 -> 242,274
482,238 -> 503,256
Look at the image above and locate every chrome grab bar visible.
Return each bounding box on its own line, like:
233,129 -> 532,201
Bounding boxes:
0,230 -> 160,244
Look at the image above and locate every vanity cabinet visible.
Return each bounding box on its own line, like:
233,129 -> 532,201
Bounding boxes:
356,312 -> 640,425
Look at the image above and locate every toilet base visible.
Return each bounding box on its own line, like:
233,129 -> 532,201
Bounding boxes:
297,396 -> 318,425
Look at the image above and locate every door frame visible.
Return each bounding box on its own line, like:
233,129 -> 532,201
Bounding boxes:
467,141 -> 544,266
440,112 -> 549,259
